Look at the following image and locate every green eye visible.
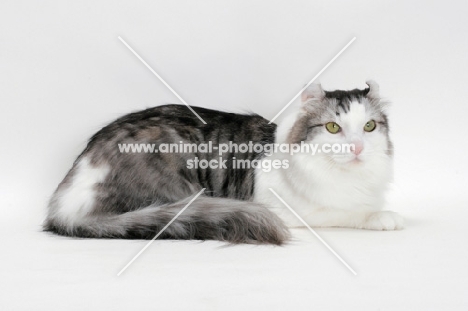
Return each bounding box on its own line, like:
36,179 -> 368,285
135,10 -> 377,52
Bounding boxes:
364,120 -> 376,132
325,122 -> 341,134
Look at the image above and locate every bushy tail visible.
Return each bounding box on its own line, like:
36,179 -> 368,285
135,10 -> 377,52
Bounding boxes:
44,197 -> 290,245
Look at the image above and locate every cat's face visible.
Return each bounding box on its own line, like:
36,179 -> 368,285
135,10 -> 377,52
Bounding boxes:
288,81 -> 392,166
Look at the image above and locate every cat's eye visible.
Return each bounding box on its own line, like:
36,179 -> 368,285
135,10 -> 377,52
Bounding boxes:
364,120 -> 376,132
325,122 -> 341,134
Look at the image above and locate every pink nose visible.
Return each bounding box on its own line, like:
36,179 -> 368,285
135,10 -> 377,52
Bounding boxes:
352,141 -> 364,155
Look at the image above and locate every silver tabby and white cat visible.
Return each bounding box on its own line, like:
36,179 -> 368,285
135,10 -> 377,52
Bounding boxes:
44,81 -> 403,245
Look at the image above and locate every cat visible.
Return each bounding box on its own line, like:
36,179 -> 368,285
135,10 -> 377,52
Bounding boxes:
44,81 -> 403,245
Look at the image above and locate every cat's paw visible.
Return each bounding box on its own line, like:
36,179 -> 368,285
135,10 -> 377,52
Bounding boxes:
362,211 -> 404,230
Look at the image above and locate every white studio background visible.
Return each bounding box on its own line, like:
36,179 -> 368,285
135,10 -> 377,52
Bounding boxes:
1,1 -> 468,310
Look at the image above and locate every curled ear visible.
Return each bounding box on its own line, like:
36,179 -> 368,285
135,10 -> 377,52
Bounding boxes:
366,80 -> 380,99
301,83 -> 325,103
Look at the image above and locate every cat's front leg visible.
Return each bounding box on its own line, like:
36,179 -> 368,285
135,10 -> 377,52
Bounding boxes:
302,208 -> 404,231
360,211 -> 404,231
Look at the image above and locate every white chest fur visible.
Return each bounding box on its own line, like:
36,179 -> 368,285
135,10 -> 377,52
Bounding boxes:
254,151 -> 393,227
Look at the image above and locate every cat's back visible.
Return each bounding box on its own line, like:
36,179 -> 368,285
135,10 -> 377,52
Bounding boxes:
85,104 -> 275,150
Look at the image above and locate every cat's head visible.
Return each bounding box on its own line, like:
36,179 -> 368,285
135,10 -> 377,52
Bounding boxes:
286,81 -> 392,166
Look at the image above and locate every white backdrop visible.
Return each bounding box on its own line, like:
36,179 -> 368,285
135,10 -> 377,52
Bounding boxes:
1,1 -> 468,310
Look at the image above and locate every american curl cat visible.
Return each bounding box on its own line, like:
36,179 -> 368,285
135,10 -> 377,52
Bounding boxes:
44,81 -> 403,245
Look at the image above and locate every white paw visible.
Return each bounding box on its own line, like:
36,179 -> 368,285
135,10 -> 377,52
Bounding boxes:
363,211 -> 404,230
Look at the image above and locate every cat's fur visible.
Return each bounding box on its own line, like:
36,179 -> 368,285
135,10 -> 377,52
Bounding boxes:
44,81 -> 403,245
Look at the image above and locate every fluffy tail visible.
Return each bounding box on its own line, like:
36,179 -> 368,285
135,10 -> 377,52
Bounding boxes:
44,197 -> 290,245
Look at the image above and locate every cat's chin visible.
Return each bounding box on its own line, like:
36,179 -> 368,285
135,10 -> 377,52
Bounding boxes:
349,158 -> 363,164
330,155 -> 363,165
